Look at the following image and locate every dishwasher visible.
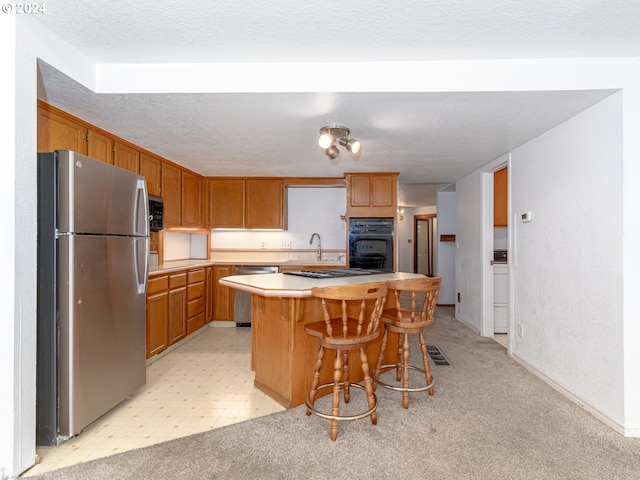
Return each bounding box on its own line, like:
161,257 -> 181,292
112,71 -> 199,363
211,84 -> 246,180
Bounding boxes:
233,265 -> 279,327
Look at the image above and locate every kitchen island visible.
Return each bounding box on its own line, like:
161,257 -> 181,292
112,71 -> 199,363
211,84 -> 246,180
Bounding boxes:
219,271 -> 424,408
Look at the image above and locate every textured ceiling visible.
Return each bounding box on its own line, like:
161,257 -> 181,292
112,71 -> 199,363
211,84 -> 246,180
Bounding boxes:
33,1 -> 640,206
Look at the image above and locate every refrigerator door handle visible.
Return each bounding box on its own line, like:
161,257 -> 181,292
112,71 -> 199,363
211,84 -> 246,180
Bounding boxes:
136,237 -> 149,294
135,179 -> 150,237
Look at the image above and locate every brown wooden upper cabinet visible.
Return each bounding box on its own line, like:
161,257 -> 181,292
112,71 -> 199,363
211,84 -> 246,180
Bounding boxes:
139,152 -> 162,197
205,178 -> 245,228
162,163 -> 183,226
182,170 -> 203,227
205,178 -> 286,229
245,179 -> 285,229
494,167 -> 508,227
113,141 -> 140,173
345,172 -> 398,217
87,128 -> 114,165
37,105 -> 87,155
162,163 -> 203,228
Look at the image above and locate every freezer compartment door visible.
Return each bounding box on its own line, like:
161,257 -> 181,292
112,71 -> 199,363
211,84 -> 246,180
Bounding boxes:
58,235 -> 147,438
57,150 -> 149,236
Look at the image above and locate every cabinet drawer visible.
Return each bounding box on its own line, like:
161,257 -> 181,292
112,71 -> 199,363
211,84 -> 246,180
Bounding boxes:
169,272 -> 187,289
187,312 -> 206,335
187,281 -> 205,300
188,268 -> 205,284
187,297 -> 205,317
147,275 -> 168,295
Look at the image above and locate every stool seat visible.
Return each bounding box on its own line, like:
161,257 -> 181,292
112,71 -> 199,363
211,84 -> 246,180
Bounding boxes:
304,281 -> 388,441
373,276 -> 441,409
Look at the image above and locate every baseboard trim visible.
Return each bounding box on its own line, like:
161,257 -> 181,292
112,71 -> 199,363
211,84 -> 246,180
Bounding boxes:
511,353 -> 631,437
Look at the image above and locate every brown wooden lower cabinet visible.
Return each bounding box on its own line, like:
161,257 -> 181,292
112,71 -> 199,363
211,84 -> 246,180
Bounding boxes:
187,268 -> 206,334
146,266 -> 212,359
213,265 -> 234,321
167,272 -> 187,346
146,275 -> 169,358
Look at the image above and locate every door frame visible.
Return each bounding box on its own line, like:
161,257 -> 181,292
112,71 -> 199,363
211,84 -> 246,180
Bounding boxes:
413,214 -> 436,274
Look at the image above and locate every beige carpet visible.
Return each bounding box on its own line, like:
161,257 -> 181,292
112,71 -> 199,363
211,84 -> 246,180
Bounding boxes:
24,308 -> 640,479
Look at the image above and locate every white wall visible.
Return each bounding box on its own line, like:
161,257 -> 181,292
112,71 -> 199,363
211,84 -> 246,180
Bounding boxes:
211,187 -> 347,251
454,173 -> 484,332
436,191 -> 456,304
1,12 -> 18,480
510,92 -> 624,426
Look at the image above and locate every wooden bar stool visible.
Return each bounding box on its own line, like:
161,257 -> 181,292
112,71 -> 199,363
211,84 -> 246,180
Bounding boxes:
304,281 -> 388,441
373,276 -> 441,409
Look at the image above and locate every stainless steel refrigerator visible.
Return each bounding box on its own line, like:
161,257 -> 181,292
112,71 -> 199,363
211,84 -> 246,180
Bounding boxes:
37,150 -> 149,446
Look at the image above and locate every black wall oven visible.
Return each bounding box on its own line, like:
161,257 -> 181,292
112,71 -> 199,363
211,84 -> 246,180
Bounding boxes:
348,217 -> 394,271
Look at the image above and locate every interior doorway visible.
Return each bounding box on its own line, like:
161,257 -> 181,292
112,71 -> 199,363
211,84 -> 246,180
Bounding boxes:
414,214 -> 436,275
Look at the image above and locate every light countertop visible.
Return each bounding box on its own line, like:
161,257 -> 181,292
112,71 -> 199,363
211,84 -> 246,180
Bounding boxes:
219,272 -> 425,298
148,259 -> 346,275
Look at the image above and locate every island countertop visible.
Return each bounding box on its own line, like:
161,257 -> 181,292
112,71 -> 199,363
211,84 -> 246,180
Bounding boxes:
219,271 -> 425,298
219,270 -> 424,408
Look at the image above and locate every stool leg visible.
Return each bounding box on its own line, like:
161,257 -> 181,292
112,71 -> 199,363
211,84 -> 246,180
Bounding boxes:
307,346 -> 325,416
396,333 -> 404,381
331,348 -> 343,441
360,346 -> 377,425
373,329 -> 389,392
419,331 -> 434,396
402,331 -> 411,408
343,350 -> 351,403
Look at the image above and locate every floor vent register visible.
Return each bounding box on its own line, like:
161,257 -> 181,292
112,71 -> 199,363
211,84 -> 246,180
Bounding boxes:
426,345 -> 451,365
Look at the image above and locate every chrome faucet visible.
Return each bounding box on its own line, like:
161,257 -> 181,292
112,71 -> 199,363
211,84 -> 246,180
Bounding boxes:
309,233 -> 322,261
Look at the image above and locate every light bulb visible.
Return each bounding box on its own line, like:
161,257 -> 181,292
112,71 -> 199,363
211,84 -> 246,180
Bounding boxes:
318,133 -> 333,149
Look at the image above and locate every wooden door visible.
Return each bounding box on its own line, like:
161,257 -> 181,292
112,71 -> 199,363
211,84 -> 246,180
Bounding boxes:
182,170 -> 203,227
213,265 -> 234,320
206,179 -> 245,228
162,163 -> 182,226
494,167 -> 508,227
348,175 -> 371,207
146,275 -> 169,359
37,107 -> 87,154
371,174 -> 395,207
139,153 -> 162,197
113,141 -> 140,173
245,179 -> 284,229
87,128 -> 114,164
168,272 -> 187,345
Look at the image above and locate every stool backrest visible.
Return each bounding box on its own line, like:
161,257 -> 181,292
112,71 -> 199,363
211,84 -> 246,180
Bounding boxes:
311,282 -> 388,339
387,276 -> 441,326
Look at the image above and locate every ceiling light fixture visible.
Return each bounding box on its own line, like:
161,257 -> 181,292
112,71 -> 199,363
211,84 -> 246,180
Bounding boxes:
318,125 -> 361,159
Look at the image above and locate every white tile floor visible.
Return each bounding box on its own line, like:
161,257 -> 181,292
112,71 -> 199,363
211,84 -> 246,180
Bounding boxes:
23,326 -> 285,477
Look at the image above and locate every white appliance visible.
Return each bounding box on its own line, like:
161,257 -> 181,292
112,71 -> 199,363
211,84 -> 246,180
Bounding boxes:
36,151 -> 149,446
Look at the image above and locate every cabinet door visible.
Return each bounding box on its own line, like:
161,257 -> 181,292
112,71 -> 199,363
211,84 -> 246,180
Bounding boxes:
139,153 -> 162,197
371,175 -> 395,207
37,107 -> 87,155
205,266 -> 214,324
245,179 -> 285,229
162,163 -> 182,226
113,141 -> 140,173
146,291 -> 168,358
349,175 -> 371,207
213,265 -> 234,320
168,286 -> 187,346
87,129 -> 114,165
494,167 -> 508,227
182,170 -> 203,227
206,179 -> 245,228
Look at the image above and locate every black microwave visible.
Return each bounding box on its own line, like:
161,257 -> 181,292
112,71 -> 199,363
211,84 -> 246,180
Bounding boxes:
148,195 -> 164,232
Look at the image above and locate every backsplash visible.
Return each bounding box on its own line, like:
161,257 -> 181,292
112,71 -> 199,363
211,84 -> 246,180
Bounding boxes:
164,232 -> 208,261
